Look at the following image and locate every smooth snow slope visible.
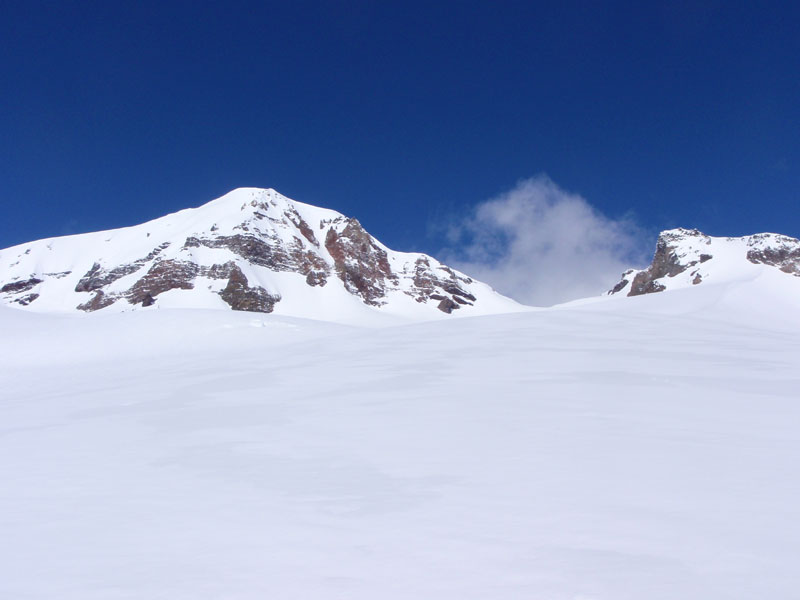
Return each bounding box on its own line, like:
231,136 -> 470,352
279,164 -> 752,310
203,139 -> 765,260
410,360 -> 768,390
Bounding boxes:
1,276 -> 799,599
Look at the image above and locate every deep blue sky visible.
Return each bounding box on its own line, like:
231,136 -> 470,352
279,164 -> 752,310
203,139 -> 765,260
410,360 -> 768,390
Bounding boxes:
2,1 -> 798,253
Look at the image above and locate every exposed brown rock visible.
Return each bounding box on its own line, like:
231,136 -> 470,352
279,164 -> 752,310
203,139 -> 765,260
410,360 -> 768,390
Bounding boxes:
444,285 -> 476,303
629,273 -> 666,295
746,239 -> 800,276
199,262 -> 238,280
284,208 -> 319,247
305,271 -> 328,287
437,298 -> 460,313
75,242 -> 171,292
325,219 -> 397,305
183,234 -> 328,276
126,260 -> 199,305
1,277 -> 42,294
609,229 -> 800,297
14,293 -> 39,306
406,257 -> 476,307
73,254 -> 305,313
75,262 -> 109,292
609,273 -> 632,295
77,290 -> 116,312
626,230 -> 706,296
219,265 -> 280,312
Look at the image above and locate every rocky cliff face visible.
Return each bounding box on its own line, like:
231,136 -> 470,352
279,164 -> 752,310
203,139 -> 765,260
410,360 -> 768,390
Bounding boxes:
609,228 -> 800,297
0,188 -> 516,320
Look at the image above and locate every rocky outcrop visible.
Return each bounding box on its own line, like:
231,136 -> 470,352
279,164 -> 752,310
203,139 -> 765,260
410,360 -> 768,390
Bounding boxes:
1,277 -> 42,294
75,262 -> 138,293
405,257 -> 477,312
305,271 -> 327,287
74,258 -> 282,313
183,234 -> 328,277
283,207 -> 318,247
746,233 -> 800,275
325,219 -> 398,306
219,265 -> 280,312
126,259 -> 199,305
435,297 -> 459,314
609,228 -> 800,297
77,290 -> 116,312
75,242 -> 171,293
623,229 -> 710,296
13,293 -> 39,306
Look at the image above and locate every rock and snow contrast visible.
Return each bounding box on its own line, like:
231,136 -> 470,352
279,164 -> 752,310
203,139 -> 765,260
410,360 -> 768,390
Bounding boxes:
0,187 -> 518,322
609,227 -> 800,296
2,198 -> 800,599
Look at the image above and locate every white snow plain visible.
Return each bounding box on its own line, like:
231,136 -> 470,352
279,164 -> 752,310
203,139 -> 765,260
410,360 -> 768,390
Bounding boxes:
1,271 -> 799,599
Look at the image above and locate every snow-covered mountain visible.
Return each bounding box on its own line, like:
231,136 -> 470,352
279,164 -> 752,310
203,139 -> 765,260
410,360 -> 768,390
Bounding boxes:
0,188 -> 518,321
608,227 -> 800,296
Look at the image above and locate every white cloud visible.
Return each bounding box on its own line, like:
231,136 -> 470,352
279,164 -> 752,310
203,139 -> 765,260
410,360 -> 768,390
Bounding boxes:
440,176 -> 649,306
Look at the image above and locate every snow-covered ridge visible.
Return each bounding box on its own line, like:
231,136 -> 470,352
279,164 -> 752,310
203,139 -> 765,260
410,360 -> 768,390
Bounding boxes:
608,227 -> 800,296
0,187 -> 519,321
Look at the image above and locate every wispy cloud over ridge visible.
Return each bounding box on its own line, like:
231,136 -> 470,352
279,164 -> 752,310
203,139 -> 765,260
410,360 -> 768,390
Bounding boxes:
440,176 -> 649,306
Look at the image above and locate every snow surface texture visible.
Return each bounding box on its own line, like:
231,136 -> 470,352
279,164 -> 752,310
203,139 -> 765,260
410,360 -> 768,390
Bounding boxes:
0,188 -> 519,322
1,268 -> 800,599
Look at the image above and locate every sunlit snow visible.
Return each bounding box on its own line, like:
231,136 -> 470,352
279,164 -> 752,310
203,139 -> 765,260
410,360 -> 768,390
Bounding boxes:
1,268 -> 799,599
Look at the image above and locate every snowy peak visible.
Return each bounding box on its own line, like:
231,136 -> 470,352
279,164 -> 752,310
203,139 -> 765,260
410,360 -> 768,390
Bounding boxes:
0,188 -> 518,321
608,227 -> 800,296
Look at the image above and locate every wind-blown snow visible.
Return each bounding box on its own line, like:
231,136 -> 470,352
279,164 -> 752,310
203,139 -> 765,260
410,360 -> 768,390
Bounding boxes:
1,271 -> 799,599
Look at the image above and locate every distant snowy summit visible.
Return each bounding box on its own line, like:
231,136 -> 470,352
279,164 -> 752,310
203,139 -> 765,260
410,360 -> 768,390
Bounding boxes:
0,188 -> 518,320
609,227 -> 800,296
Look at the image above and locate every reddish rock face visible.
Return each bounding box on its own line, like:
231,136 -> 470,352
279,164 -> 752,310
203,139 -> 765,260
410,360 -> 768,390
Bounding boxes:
127,260 -> 199,305
283,208 -> 319,247
325,219 -> 398,306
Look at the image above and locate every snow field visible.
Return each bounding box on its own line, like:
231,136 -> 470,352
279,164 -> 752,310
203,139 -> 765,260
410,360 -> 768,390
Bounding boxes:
1,279 -> 799,598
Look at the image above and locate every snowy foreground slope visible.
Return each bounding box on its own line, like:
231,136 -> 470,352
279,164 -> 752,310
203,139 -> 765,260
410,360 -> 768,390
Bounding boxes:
1,271 -> 799,599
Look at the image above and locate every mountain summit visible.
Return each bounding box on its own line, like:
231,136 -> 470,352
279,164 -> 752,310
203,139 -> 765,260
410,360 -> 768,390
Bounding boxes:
608,227 -> 800,296
0,188 -> 518,321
